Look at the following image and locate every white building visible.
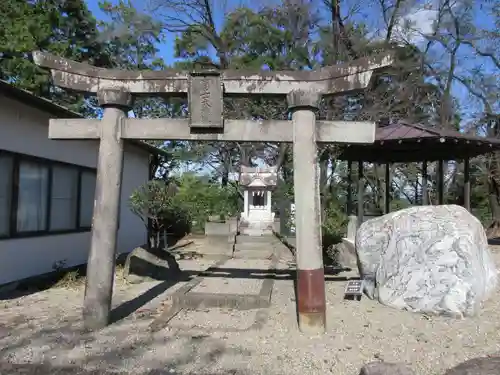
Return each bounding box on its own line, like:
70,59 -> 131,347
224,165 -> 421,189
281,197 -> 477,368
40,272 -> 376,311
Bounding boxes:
239,166 -> 277,236
0,81 -> 161,286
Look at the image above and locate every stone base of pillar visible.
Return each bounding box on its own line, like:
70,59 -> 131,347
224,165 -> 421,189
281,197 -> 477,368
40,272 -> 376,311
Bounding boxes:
296,268 -> 326,334
297,312 -> 327,334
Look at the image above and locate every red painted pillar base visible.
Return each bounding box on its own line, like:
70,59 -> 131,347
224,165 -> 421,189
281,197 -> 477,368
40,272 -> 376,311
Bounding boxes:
297,268 -> 326,333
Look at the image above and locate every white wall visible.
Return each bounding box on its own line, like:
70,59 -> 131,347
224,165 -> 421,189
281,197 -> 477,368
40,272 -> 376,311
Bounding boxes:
0,94 -> 150,285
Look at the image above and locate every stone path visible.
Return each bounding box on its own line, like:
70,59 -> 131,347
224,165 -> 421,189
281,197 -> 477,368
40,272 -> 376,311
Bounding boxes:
232,235 -> 284,259
151,234 -> 290,331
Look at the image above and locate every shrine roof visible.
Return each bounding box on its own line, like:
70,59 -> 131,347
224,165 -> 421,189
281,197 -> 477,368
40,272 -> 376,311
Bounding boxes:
0,80 -> 169,158
248,179 -> 267,187
338,120 -> 500,162
239,166 -> 278,187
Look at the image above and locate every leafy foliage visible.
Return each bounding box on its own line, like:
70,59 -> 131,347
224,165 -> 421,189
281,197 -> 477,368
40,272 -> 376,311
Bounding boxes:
1,0 -> 499,243
129,180 -> 188,248
171,174 -> 240,232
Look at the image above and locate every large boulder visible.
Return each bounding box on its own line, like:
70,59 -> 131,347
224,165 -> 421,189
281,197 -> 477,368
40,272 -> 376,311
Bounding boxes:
444,356 -> 500,374
355,205 -> 498,317
359,362 -> 415,375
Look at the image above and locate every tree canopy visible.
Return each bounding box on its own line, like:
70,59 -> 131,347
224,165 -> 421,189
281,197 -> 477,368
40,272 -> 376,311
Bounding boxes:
1,0 -> 499,245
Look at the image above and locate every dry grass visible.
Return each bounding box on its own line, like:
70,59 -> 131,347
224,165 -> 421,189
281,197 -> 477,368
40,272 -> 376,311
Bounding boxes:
11,263 -> 130,295
52,270 -> 85,289
51,264 -> 128,290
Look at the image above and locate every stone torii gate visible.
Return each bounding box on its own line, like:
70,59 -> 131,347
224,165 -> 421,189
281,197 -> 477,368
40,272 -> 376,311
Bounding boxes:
33,51 -> 393,333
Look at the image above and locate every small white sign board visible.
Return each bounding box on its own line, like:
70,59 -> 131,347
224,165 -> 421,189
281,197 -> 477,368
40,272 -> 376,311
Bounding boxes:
344,280 -> 364,301
289,203 -> 296,234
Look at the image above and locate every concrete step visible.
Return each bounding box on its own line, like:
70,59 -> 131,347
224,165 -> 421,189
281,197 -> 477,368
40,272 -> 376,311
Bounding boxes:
234,242 -> 274,252
232,249 -> 275,259
235,235 -> 278,244
240,227 -> 274,236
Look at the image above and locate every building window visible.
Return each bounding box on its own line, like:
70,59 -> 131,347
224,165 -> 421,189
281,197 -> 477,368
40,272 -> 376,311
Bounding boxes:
17,161 -> 50,232
49,165 -> 79,231
79,171 -> 96,228
0,155 -> 13,236
0,150 -> 97,239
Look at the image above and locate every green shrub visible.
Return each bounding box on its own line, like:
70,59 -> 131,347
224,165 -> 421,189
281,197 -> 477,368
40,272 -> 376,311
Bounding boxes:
168,174 -> 240,233
129,180 -> 190,248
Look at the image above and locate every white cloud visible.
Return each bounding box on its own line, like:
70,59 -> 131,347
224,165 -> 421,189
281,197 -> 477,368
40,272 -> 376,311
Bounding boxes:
366,2 -> 442,46
392,4 -> 440,45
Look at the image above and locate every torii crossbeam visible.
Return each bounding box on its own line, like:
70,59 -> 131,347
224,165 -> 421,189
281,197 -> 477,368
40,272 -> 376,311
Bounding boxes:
33,51 -> 393,334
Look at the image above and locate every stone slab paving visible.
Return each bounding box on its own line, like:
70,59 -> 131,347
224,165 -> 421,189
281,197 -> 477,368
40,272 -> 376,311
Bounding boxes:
172,235 -> 235,259
191,276 -> 265,295
150,235 -> 291,331
217,258 -> 273,270
232,239 -> 283,259
190,258 -> 273,295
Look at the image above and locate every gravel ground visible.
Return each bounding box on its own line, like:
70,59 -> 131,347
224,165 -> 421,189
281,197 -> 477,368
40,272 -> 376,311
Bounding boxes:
1,248 -> 500,375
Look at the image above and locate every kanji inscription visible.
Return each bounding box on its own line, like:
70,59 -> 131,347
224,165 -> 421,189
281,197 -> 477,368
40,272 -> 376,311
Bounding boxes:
188,71 -> 223,129
31,49 -> 393,333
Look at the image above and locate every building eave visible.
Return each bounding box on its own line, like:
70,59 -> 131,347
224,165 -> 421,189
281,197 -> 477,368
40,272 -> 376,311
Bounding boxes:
0,80 -> 169,158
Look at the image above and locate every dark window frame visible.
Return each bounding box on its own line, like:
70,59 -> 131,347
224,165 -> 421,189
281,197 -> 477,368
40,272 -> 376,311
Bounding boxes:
0,149 -> 97,240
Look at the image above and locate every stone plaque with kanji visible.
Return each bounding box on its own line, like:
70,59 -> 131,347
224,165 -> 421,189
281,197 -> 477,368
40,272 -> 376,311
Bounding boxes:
188,71 -> 223,129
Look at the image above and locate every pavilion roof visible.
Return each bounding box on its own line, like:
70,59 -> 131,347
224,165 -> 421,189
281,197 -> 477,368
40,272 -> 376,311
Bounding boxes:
338,120 -> 500,163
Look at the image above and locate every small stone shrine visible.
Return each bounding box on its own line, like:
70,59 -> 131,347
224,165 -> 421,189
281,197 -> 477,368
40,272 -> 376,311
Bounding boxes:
239,166 -> 278,236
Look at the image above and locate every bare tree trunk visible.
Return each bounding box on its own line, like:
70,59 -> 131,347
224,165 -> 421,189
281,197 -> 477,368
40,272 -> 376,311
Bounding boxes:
384,0 -> 404,43
319,148 -> 330,215
275,143 -> 289,171
486,147 -> 500,237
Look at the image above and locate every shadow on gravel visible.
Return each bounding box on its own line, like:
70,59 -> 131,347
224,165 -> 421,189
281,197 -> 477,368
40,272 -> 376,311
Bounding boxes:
0,363 -> 252,375
109,278 -> 187,324
109,264 -> 352,323
488,237 -> 500,245
0,314 -> 253,375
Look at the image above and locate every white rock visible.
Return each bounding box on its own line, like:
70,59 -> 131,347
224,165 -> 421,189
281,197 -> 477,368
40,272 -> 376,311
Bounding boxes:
355,205 -> 498,317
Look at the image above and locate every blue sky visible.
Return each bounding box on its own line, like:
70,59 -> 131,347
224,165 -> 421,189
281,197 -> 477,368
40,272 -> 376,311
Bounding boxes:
84,0 -> 496,126
85,0 -> 261,65
82,0 -> 497,179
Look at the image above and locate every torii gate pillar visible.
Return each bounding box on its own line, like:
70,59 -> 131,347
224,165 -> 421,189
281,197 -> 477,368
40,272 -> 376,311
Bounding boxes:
288,90 -> 326,333
31,49 -> 393,333
84,88 -> 132,330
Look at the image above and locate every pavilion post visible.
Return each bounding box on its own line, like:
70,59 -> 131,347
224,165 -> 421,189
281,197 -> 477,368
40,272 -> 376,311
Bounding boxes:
83,88 -> 132,330
288,90 -> 326,334
438,159 -> 445,205
384,163 -> 391,214
357,161 -> 364,227
422,161 -> 428,205
464,157 -> 471,211
414,174 -> 418,205
346,160 -> 353,214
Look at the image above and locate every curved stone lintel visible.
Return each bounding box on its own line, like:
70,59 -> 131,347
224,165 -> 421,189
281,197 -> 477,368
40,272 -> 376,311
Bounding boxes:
32,51 -> 393,96
287,90 -> 322,110
97,88 -> 133,109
